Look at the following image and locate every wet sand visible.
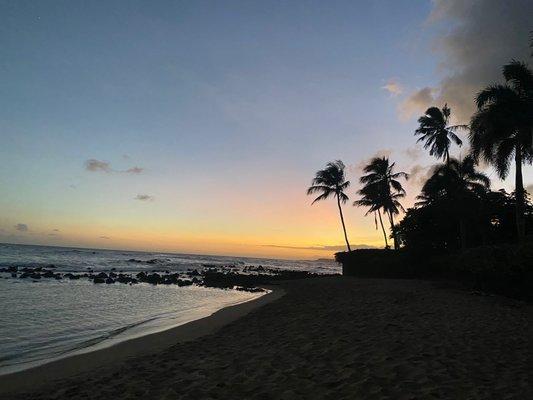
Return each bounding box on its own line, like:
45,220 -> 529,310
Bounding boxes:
2,277 -> 531,399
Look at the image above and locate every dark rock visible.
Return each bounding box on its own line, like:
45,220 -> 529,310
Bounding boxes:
145,273 -> 162,285
116,274 -> 131,284
93,277 -> 105,284
136,271 -> 147,280
105,277 -> 115,284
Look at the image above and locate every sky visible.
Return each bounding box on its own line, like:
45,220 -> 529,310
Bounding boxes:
1,0 -> 532,259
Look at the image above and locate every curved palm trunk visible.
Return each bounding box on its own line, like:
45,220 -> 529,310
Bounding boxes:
337,196 -> 351,252
515,145 -> 526,241
388,211 -> 399,250
377,210 -> 389,249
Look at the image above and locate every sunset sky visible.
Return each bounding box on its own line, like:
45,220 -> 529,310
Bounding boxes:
1,0 -> 532,259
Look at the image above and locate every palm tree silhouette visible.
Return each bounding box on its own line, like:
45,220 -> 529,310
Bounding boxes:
415,104 -> 464,164
470,60 -> 533,241
417,156 -> 491,249
354,184 -> 389,249
356,157 -> 408,250
307,160 -> 352,251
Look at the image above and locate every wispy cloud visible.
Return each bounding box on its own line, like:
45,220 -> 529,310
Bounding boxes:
398,87 -> 435,121
99,236 -> 111,240
85,159 -> 144,174
85,159 -> 112,173
134,194 -> 154,202
14,223 -> 28,232
408,164 -> 432,187
382,79 -> 403,96
262,244 -> 375,251
403,145 -> 424,162
125,166 -> 144,174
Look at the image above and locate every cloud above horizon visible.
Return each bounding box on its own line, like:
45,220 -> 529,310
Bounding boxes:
85,159 -> 112,173
408,164 -> 433,188
399,87 -> 435,121
262,244 -> 375,251
403,145 -> 424,162
85,159 -> 144,174
400,0 -> 533,123
382,79 -> 403,96
134,194 -> 154,202
125,167 -> 144,174
14,223 -> 28,232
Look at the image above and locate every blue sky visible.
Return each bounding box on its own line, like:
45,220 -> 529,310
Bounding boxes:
0,0 -> 530,257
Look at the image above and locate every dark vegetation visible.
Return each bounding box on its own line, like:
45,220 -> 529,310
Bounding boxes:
310,43 -> 533,300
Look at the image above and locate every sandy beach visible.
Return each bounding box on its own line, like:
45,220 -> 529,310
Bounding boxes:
2,277 -> 531,399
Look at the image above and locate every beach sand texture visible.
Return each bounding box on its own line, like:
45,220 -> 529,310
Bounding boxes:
3,277 -> 531,399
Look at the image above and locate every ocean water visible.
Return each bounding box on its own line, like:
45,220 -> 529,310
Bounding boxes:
0,243 -> 339,374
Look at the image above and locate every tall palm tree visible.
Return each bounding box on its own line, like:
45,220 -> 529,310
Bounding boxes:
356,157 -> 408,250
354,185 -> 389,249
417,156 -> 491,249
307,160 -> 352,251
470,60 -> 533,240
415,104 -> 464,164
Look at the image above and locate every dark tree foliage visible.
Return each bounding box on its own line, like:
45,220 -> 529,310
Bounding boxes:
470,61 -> 533,240
397,188 -> 533,251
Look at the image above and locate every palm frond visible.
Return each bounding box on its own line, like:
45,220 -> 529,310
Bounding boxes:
311,191 -> 333,205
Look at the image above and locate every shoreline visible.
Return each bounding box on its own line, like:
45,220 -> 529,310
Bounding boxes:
3,276 -> 530,399
0,285 -> 285,396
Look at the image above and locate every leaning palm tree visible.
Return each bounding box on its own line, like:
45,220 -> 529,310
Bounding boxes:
356,157 -> 408,250
415,104 -> 464,164
470,60 -> 533,240
307,160 -> 352,251
417,156 -> 491,249
354,185 -> 389,249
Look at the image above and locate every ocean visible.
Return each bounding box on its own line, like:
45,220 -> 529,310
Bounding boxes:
0,243 -> 338,375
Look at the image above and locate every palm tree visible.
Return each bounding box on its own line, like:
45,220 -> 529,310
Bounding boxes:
354,185 -> 389,249
417,156 -> 490,249
356,157 -> 408,250
470,60 -> 533,241
307,160 -> 352,251
415,104 -> 464,164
